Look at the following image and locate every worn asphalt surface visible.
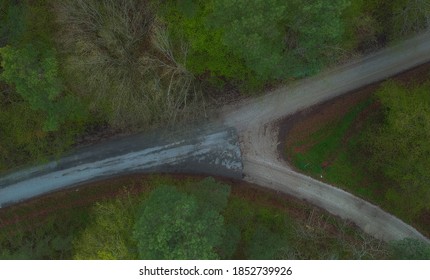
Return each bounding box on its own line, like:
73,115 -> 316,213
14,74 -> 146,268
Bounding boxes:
0,124 -> 242,208
1,32 -> 430,242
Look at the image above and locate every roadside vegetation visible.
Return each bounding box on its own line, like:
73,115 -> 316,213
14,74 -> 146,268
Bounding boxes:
285,66 -> 430,238
1,0 -> 429,172
4,175 -> 427,260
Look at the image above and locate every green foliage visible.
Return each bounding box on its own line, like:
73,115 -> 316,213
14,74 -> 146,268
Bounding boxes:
164,0 -> 349,87
185,0 -> 429,81
0,178 -> 144,260
187,177 -> 238,259
339,0 -> 382,53
0,176 -> 389,260
0,2 -> 27,46
1,0 -> 426,175
282,0 -> 349,77
212,0 -> 348,79
0,0 -> 56,47
389,238 -> 430,260
290,100 -> 371,175
161,0 -> 251,85
133,184 -> 228,259
0,0 -> 89,171
186,177 -> 230,212
287,79 -> 430,236
0,234 -> 73,260
0,206 -> 89,260
210,0 -> 287,81
362,82 -> 430,215
73,197 -> 137,260
223,193 -> 386,259
245,225 -> 286,260
162,0 -> 429,87
225,198 -> 282,257
0,46 -> 85,170
217,224 -> 241,259
0,103 -> 67,170
0,45 -> 84,131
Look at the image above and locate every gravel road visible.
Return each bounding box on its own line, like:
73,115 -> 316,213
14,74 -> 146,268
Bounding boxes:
222,32 -> 430,242
1,32 -> 430,242
223,32 -> 430,129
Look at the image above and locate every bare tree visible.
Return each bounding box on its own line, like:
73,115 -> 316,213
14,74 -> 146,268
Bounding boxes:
393,0 -> 430,36
55,0 -> 200,130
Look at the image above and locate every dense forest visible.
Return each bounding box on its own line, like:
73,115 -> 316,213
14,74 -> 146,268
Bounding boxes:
285,67 -> 430,240
2,176 -> 429,260
1,0 -> 429,171
358,82 -> 430,218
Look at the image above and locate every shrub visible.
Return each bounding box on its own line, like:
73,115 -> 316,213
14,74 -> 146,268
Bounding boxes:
390,238 -> 430,260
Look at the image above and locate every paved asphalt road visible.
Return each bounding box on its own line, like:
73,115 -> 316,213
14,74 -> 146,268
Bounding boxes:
1,32 -> 430,242
0,125 -> 243,207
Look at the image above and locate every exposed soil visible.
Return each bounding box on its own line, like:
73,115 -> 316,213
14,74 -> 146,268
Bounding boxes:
279,62 -> 430,162
341,101 -> 380,146
73,122 -> 128,148
416,209 -> 430,237
3,33 -> 430,246
225,34 -> 430,241
72,81 -> 247,150
0,173 -> 364,242
278,62 -> 430,238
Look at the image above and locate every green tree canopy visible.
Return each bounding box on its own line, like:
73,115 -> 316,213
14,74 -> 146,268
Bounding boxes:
282,0 -> 349,77
133,179 -> 230,260
73,197 -> 137,260
71,178 -> 232,260
162,0 -> 251,84
210,0 -> 348,80
0,44 -> 84,131
363,82 -> 430,215
164,0 -> 349,87
210,0 -> 288,81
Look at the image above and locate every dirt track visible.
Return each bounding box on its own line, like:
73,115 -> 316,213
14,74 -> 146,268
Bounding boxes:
1,32 -> 430,242
222,32 -> 430,242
